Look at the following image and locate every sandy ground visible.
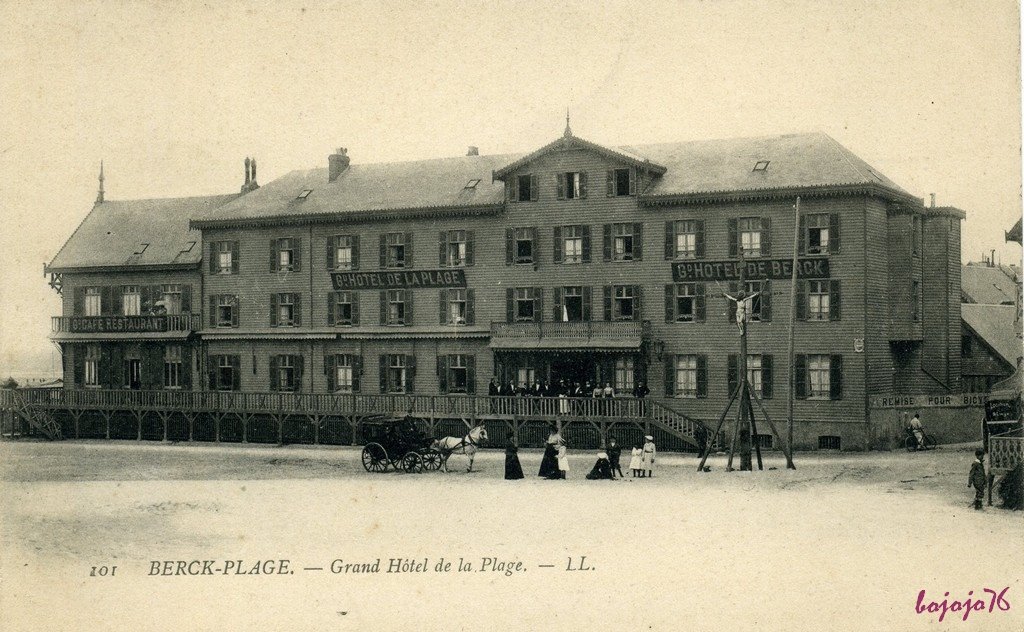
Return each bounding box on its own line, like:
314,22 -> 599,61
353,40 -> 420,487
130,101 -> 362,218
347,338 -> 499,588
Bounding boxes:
0,439 -> 1021,632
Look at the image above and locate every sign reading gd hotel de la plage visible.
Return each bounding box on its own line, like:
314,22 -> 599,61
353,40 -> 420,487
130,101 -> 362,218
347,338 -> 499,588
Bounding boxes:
331,269 -> 468,291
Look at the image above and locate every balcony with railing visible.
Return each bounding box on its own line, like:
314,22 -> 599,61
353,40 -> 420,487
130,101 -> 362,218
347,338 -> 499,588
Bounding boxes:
51,314 -> 203,334
489,320 -> 651,350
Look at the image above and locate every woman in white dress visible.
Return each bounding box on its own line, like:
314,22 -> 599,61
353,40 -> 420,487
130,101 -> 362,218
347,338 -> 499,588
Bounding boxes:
641,434 -> 656,478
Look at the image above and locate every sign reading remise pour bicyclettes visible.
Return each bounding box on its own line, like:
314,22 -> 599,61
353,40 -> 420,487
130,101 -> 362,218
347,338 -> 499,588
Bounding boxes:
672,258 -> 830,282
331,269 -> 467,290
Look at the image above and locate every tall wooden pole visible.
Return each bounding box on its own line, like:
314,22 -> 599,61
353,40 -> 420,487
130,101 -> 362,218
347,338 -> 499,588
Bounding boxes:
786,197 -> 800,469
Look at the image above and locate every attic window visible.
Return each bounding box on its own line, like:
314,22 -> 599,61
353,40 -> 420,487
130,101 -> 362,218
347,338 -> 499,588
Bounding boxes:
297,189 -> 313,199
134,243 -> 149,255
181,241 -> 196,253
867,169 -> 882,182
753,161 -> 770,172
465,179 -> 480,189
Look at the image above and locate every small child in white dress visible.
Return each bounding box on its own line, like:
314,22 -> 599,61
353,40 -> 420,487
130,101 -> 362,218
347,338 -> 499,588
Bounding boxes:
629,442 -> 643,478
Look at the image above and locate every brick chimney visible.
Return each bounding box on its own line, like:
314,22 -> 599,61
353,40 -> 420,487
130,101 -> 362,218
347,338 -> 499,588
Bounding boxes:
466,146 -> 479,156
240,157 -> 260,193
328,148 -> 350,183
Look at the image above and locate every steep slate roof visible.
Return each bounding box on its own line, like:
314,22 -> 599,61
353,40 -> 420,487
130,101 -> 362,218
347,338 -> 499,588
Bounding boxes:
961,264 -> 1020,305
961,304 -> 1023,367
48,194 -> 238,271
1007,217 -> 1022,243
195,153 -> 518,226
625,133 -> 913,201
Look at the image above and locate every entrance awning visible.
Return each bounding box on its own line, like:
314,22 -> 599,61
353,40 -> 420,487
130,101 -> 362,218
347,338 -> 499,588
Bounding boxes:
489,321 -> 648,351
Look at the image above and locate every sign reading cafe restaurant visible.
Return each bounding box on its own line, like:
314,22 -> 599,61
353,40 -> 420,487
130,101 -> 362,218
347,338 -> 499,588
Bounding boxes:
673,258 -> 830,282
331,269 -> 467,291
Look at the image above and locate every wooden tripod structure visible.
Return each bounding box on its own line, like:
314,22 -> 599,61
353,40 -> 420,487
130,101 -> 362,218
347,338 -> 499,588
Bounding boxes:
697,256 -> 796,471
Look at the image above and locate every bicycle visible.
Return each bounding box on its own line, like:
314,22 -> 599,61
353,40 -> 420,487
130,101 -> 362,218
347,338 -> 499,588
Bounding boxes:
904,426 -> 935,451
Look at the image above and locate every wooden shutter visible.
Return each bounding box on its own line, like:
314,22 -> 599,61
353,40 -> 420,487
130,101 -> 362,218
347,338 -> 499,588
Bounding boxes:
293,294 -> 302,327
181,285 -> 191,313
405,355 -> 416,393
505,228 -> 514,265
73,346 -> 85,387
794,354 -> 807,399
270,356 -> 279,391
632,285 -> 642,319
269,238 -> 278,272
556,172 -> 565,200
829,213 -> 841,253
327,292 -> 336,326
762,355 -> 773,399
466,289 -> 475,325
552,287 -> 563,321
294,355 -> 304,392
437,355 -> 449,393
181,345 -> 192,390
581,225 -> 592,262
327,236 -> 336,270
352,356 -> 361,392
664,221 -> 675,259
143,343 -> 162,390
404,232 -> 414,268
465,230 -> 474,266
796,281 -> 807,321
230,241 -> 239,274
798,215 -> 807,255
695,284 -> 706,322
112,286 -> 124,315
760,218 -> 771,256
695,220 -> 706,258
403,290 -> 413,325
509,178 -> 519,202
633,223 -> 643,260
270,294 -> 279,327
230,355 -> 240,391
603,224 -> 612,261
439,231 -> 447,266
100,287 -> 111,315
207,354 -> 217,391
728,219 -> 738,257
829,280 -> 842,321
379,290 -> 387,325
664,356 -> 674,397
532,288 -> 543,323
208,244 -> 218,274
727,354 -> 738,397
582,286 -> 592,321
696,355 -> 708,398
379,234 -> 387,268
553,227 -> 563,263
579,172 -> 588,198
379,355 -> 388,393
326,355 -> 337,392
628,168 -> 636,195
760,280 -> 772,322
351,235 -> 360,270
603,286 -> 612,321
664,284 -> 674,322
466,355 -> 476,394
529,174 -> 538,201
506,288 -> 514,323
829,355 -> 843,400
439,289 -> 448,324
351,292 -> 360,326
74,287 -> 86,315
606,170 -> 614,196
229,296 -> 239,327
104,346 -> 119,388
293,237 -> 302,272
209,294 -> 218,328
529,228 -> 538,263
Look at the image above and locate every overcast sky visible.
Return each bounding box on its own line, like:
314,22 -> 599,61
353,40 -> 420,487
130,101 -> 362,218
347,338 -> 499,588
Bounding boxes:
1,0 -> 1020,377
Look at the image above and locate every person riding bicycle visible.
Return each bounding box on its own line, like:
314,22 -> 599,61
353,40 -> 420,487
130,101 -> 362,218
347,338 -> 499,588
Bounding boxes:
909,412 -> 925,450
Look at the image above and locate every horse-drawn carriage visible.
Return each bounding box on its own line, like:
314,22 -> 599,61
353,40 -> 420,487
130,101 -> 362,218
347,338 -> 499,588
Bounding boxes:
360,416 -> 443,473
360,415 -> 488,474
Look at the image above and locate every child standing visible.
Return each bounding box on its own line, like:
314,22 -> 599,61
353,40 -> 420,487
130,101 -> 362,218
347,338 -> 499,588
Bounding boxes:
629,442 -> 643,478
968,448 -> 987,510
642,434 -> 656,478
556,442 -> 570,479
607,436 -> 624,479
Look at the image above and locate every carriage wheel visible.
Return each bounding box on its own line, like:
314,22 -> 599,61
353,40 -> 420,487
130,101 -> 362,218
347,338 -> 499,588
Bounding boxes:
362,443 -> 389,472
421,449 -> 443,471
401,452 -> 423,473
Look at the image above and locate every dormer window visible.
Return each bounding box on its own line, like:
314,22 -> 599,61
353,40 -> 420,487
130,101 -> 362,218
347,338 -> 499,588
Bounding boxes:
753,161 -> 770,172
297,189 -> 313,199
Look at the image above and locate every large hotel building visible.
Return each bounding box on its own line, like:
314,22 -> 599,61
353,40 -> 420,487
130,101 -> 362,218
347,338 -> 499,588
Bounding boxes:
38,128 -> 965,451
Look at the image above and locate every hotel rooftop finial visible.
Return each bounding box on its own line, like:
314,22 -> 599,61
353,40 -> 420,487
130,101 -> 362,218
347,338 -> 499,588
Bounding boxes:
564,108 -> 572,137
96,160 -> 105,204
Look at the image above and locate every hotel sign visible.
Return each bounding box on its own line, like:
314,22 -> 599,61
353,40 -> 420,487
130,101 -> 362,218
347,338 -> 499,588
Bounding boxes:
69,316 -> 169,333
672,258 -> 830,282
331,269 -> 467,290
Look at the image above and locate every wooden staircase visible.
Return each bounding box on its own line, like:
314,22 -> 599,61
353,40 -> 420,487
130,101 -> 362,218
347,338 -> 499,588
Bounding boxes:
9,389 -> 62,440
648,400 -> 718,452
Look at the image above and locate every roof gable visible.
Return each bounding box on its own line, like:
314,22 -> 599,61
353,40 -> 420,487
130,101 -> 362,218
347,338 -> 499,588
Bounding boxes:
961,303 -> 1023,367
493,133 -> 667,180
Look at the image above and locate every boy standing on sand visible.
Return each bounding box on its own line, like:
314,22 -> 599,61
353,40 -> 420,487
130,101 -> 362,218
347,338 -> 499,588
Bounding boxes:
968,449 -> 987,510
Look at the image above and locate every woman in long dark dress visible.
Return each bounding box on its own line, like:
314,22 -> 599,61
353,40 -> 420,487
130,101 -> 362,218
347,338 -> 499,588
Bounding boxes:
504,432 -> 524,480
538,423 -> 561,478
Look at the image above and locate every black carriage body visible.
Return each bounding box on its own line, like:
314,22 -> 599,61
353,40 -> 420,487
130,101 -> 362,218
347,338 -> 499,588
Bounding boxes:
361,417 -> 440,473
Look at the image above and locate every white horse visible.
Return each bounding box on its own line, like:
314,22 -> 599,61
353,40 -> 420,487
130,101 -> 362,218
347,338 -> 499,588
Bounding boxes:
432,422 -> 488,473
